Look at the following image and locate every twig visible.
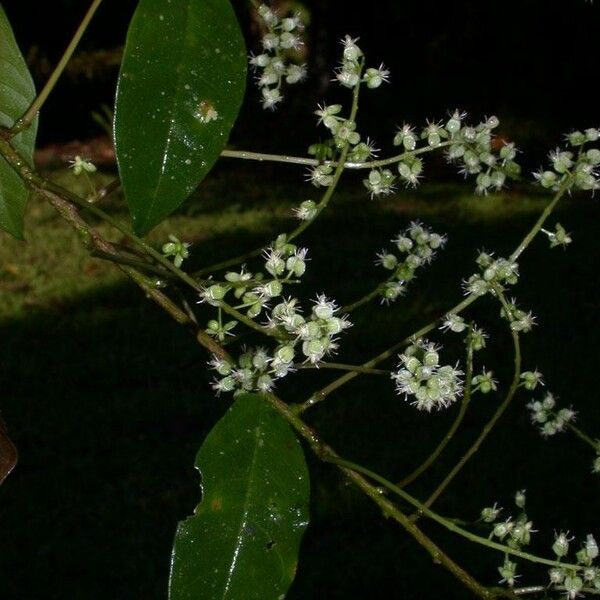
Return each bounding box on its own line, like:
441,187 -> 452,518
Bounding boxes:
10,0 -> 105,136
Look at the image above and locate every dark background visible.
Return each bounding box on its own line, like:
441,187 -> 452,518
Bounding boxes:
2,0 -> 599,156
1,2 -> 599,599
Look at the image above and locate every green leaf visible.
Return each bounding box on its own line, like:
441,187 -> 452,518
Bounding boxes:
169,393 -> 310,600
0,5 -> 37,240
114,0 -> 247,235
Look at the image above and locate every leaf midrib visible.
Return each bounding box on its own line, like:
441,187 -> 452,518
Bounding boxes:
221,401 -> 265,600
139,0 -> 192,232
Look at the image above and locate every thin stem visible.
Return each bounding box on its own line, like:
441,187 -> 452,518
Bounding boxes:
509,185 -> 568,262
514,586 -> 600,596
46,180 -> 204,290
306,186 -> 567,411
0,139 -> 281,342
217,302 -> 282,339
341,280 -> 389,313
10,0 -> 105,136
195,68 -> 365,278
328,456 -> 583,574
219,141 -> 452,170
82,171 -> 98,200
90,249 -> 173,278
46,191 -> 192,327
193,249 -> 264,278
3,130 -> 581,598
398,331 -> 475,488
95,179 -> 121,202
416,289 -> 521,515
295,362 -> 389,375
263,394 -> 500,600
564,421 -> 599,451
297,295 -> 477,413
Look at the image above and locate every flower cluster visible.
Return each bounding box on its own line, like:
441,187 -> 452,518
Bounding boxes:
488,490 -> 535,587
463,251 -> 519,298
547,532 -> 600,598
484,490 -> 535,587
250,4 -> 306,109
315,105 -> 361,150
482,491 -> 600,596
443,112 -> 521,194
309,112 -> 382,189
391,338 -> 463,411
335,36 -> 389,90
162,234 -> 190,268
208,292 -> 352,395
202,232 -> 352,395
199,235 -> 307,319
499,297 -> 537,333
267,294 -> 352,363
527,392 -> 577,437
364,112 -> 521,196
210,348 -> 277,395
375,221 -> 446,303
306,37 -> 390,188
307,104 -> 375,187
534,128 -> 600,192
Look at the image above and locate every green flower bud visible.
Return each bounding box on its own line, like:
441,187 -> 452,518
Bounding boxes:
552,532 -> 571,557
520,370 -> 543,390
302,338 -> 326,362
247,301 -> 264,318
276,345 -> 295,364
405,356 -> 421,374
256,374 -> 274,392
586,148 -> 600,165
499,143 -> 517,161
215,376 -> 236,393
564,575 -> 583,598
423,350 -> 439,367
252,349 -> 270,370
446,110 -> 464,135
548,567 -> 565,584
568,131 -> 586,146
481,504 -> 501,523
486,115 -> 500,129
203,284 -> 227,304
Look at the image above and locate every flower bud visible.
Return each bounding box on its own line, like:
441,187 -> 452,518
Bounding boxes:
552,531 -> 571,557
481,504 -> 501,522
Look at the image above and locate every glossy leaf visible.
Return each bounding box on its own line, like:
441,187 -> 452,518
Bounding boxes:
114,0 -> 247,235
169,394 -> 310,600
0,5 -> 37,239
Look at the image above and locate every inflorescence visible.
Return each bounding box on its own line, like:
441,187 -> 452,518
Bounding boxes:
250,3 -> 307,109
481,490 -> 600,596
391,338 -> 463,411
375,221 -> 446,304
199,234 -> 352,396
